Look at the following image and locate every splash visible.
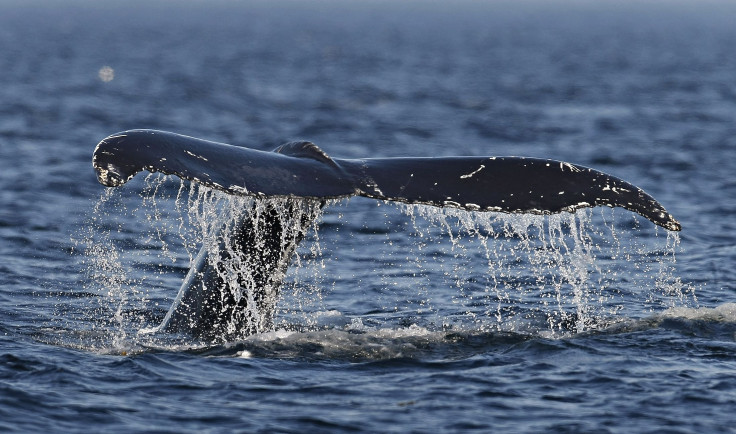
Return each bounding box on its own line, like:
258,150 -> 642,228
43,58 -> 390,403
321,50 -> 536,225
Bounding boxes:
77,174 -> 326,347
153,183 -> 325,341
76,174 -> 692,350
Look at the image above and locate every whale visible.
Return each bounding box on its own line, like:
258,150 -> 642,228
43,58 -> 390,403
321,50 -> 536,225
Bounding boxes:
93,129 -> 681,341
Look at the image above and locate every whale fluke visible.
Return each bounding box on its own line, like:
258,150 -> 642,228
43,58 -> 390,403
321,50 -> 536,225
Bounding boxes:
94,129 -> 680,231
93,129 -> 680,342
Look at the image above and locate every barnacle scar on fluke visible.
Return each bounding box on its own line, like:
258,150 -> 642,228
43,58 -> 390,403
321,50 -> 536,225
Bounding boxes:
93,129 -> 681,341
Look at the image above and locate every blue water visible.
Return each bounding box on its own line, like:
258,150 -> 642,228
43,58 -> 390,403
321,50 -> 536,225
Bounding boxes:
2,0 -> 736,432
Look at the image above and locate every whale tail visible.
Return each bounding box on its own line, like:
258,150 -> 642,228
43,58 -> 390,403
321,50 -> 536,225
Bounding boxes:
94,129 -> 681,231
94,129 -> 680,341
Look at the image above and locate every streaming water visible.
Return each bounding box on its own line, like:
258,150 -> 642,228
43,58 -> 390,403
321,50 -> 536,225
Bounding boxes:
76,174 -> 689,351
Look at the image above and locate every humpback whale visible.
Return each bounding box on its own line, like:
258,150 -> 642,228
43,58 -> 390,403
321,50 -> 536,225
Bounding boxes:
93,129 -> 681,341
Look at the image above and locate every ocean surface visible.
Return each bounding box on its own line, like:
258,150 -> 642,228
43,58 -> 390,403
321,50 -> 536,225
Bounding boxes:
2,0 -> 736,432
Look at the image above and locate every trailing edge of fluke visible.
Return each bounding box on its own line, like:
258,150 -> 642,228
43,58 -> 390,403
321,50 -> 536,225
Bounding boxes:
93,129 -> 681,231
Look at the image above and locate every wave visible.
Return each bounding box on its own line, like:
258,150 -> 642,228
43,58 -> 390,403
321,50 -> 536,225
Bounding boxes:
36,302 -> 735,364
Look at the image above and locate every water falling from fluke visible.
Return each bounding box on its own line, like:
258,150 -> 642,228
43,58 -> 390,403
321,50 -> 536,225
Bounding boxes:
151,189 -> 325,342
80,175 -> 690,348
86,130 -> 689,346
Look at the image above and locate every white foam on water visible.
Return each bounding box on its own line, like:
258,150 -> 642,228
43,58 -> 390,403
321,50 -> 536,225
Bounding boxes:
661,302 -> 736,322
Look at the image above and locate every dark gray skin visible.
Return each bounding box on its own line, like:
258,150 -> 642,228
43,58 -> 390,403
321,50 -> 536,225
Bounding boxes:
157,199 -> 320,342
94,130 -> 681,231
93,130 -> 681,342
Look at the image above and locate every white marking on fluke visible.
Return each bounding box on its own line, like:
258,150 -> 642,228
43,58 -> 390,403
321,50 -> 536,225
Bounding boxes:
460,164 -> 485,179
560,162 -> 581,172
184,150 -> 209,162
105,133 -> 128,140
602,184 -> 630,194
230,185 -> 250,195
